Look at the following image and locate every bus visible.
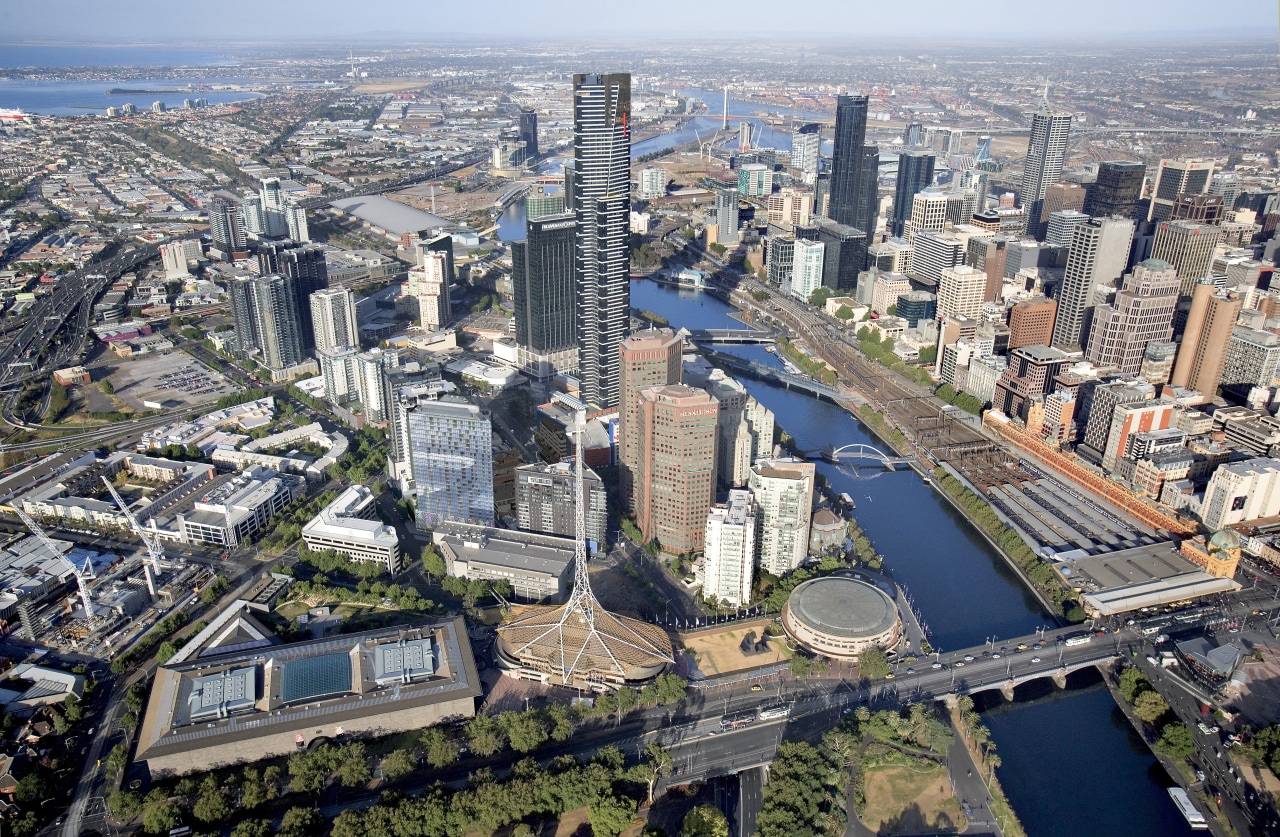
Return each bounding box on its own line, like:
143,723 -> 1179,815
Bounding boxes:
721,710 -> 757,731
757,703 -> 790,721
1064,634 -> 1092,647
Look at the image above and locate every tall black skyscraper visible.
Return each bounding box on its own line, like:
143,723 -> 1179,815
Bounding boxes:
513,213 -> 577,353
518,109 -> 539,159
258,241 -> 329,355
891,148 -> 936,237
1086,161 -> 1145,220
855,142 -> 880,238
814,217 -> 867,293
572,72 -> 631,408
827,95 -> 870,233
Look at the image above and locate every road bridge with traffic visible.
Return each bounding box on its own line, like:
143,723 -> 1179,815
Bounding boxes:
684,328 -> 777,345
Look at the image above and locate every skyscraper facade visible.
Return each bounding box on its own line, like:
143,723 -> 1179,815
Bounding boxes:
827,95 -> 871,233
714,188 -> 739,244
310,287 -> 359,353
618,328 -> 683,513
251,274 -> 307,371
749,458 -> 816,576
703,490 -> 758,607
791,124 -> 821,185
1150,221 -> 1222,296
573,73 -> 631,408
891,149 -> 936,238
208,194 -> 248,260
512,212 -> 577,354
406,397 -> 494,529
518,108 -> 539,159
813,217 -> 866,293
790,238 -> 825,302
1084,259 -> 1179,374
1051,217 -> 1135,348
1148,159 -> 1215,223
1018,100 -> 1072,240
1007,296 -> 1057,350
258,241 -> 329,354
855,143 -> 881,238
1171,282 -> 1242,403
407,251 -> 452,330
633,385 -> 719,554
1086,161 -> 1146,219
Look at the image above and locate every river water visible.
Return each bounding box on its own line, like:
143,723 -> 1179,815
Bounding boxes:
630,279 -> 1195,837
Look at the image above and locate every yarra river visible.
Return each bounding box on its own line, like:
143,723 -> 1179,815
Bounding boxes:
630,280 -> 1196,837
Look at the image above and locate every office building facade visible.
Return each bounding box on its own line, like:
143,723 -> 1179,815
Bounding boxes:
1085,259 -> 1179,375
515,461 -> 607,547
1171,282 -> 1242,404
828,95 -> 872,233
790,238 -> 825,302
633,385 -> 719,554
814,217 -> 866,293
1222,327 -> 1280,391
1008,296 -> 1057,350
1148,159 -> 1215,223
1087,161 -> 1145,219
891,149 -> 936,238
1150,221 -> 1222,297
512,212 -> 576,357
714,188 -> 739,244
1018,100 -> 1072,240
618,329 -> 683,513
791,124 -> 821,185
406,397 -> 494,529
1051,217 -> 1135,348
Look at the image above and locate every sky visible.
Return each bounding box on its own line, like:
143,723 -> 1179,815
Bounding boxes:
2,0 -> 1275,42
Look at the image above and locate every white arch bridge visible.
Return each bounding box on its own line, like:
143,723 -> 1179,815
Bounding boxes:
816,443 -> 915,470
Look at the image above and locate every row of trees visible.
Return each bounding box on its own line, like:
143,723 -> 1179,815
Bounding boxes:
1116,667 -> 1194,760
286,575 -> 433,614
933,383 -> 985,416
328,746 -> 655,837
110,609 -> 191,674
775,336 -> 838,386
853,327 -> 933,389
932,469 -> 1084,620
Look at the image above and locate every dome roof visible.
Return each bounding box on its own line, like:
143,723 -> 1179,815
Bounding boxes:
1208,528 -> 1242,552
785,577 -> 898,640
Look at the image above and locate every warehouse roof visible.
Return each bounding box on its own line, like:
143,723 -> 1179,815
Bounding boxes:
328,195 -> 450,236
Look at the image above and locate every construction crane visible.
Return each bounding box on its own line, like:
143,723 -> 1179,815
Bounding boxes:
101,477 -> 159,597
13,504 -> 96,620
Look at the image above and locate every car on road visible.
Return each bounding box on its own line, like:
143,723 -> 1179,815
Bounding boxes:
931,662 -> 943,669
954,661 -> 965,667
750,684 -> 762,692
906,668 -> 915,675
1031,657 -> 1041,663
1017,643 -> 1029,651
992,653 -> 1001,659
884,673 -> 895,680
964,654 -> 975,661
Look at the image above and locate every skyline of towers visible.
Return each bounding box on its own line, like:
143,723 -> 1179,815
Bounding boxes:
1018,98 -> 1072,240
572,72 -> 632,409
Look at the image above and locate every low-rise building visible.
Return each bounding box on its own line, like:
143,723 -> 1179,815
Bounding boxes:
301,485 -> 402,574
177,467 -> 305,547
433,522 -> 576,601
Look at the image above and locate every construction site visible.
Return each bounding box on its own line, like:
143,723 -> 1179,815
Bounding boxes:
2,479 -> 208,658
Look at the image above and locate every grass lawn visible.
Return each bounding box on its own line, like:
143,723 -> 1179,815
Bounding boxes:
861,763 -> 965,835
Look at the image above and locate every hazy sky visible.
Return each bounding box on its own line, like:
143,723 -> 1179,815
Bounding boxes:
3,0 -> 1275,41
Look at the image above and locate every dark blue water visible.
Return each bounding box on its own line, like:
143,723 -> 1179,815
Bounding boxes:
0,44 -> 237,69
632,278 -> 1194,836
982,683 -> 1195,837
0,77 -> 261,116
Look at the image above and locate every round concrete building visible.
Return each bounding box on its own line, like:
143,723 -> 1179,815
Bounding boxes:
782,577 -> 902,660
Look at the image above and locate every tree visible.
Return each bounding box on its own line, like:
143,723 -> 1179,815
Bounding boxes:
682,804 -> 729,837
280,807 -> 325,837
100,379 -> 115,395
857,646 -> 890,679
589,794 -> 638,837
917,345 -> 937,366
1118,667 -> 1150,703
422,545 -> 447,581
503,710 -> 549,753
382,748 -> 416,780
107,790 -> 143,821
141,800 -> 182,835
155,641 -> 178,664
336,743 -> 372,787
193,786 -> 232,824
808,287 -> 833,308
1133,690 -> 1170,724
642,743 -> 673,803
421,726 -> 461,767
14,773 -> 46,804
231,820 -> 274,837
834,305 -> 854,321
1154,723 -> 1196,760
546,703 -> 574,741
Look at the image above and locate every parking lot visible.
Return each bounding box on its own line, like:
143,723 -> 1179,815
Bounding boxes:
94,350 -> 237,411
